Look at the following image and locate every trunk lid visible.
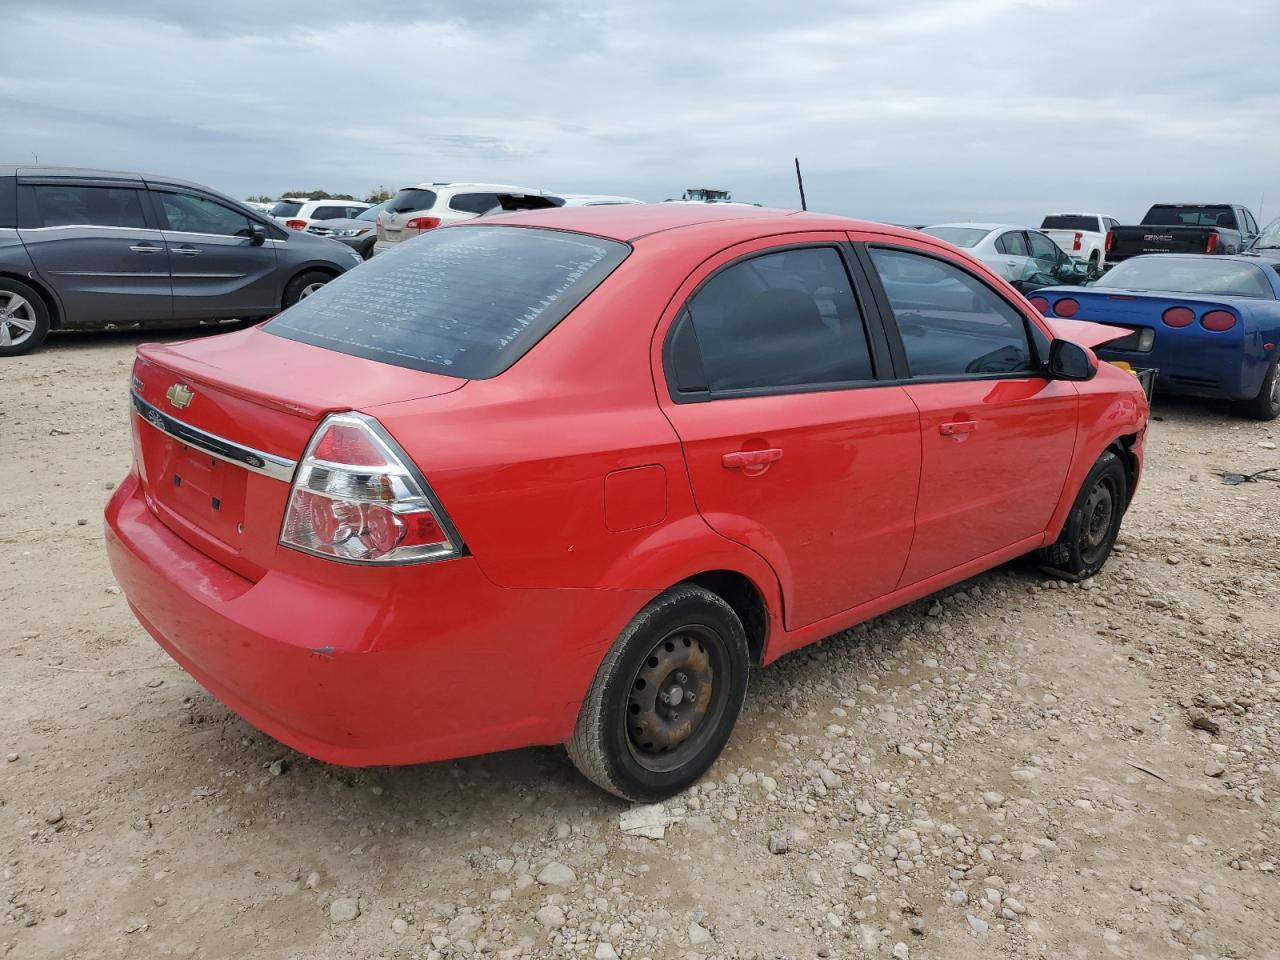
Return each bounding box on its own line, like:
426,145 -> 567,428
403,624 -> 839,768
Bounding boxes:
130,326 -> 465,579
1107,225 -> 1216,261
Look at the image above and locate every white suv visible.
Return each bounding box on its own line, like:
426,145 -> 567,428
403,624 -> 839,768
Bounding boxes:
270,197 -> 371,232
373,183 -> 560,254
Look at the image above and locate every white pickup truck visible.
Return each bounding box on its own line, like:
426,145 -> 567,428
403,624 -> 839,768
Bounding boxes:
1039,213 -> 1119,275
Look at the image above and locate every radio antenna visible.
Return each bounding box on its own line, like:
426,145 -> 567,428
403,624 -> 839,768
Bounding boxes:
794,158 -> 808,211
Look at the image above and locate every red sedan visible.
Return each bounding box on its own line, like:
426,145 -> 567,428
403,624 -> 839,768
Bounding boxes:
105,205 -> 1149,801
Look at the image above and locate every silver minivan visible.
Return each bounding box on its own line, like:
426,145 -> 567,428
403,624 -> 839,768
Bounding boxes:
0,166 -> 363,355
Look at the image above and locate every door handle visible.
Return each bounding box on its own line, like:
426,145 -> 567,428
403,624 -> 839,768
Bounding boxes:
722,448 -> 783,477
173,246 -> 201,257
130,243 -> 163,254
939,420 -> 977,437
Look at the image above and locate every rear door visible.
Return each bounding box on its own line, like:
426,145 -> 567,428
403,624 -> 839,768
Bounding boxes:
16,177 -> 172,325
657,235 -> 922,630
991,229 -> 1032,282
860,241 -> 1078,585
150,185 -> 279,319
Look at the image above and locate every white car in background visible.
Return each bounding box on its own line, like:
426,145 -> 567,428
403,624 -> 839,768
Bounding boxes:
270,197 -> 371,231
1039,213 -> 1119,275
373,183 -> 561,254
920,222 -> 1088,293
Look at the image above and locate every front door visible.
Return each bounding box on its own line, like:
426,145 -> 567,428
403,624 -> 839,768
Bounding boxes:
862,242 -> 1078,585
151,187 -> 279,319
657,236 -> 922,630
17,180 -> 172,325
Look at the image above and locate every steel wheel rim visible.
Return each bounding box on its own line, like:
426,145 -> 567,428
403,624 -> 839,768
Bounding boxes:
625,623 -> 727,774
0,292 -> 37,348
1079,476 -> 1116,565
299,281 -> 326,299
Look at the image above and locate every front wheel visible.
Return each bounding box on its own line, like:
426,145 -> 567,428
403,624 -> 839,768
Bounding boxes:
1230,360 -> 1280,421
282,271 -> 333,309
1038,450 -> 1128,580
567,585 -> 750,802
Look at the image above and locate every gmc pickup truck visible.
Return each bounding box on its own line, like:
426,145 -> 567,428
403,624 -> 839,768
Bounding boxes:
1107,203 -> 1261,264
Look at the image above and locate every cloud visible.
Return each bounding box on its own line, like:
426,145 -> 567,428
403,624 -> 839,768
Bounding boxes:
2,0 -> 1277,225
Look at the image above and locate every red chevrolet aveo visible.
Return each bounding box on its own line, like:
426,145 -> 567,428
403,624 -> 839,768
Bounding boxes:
106,205 -> 1148,801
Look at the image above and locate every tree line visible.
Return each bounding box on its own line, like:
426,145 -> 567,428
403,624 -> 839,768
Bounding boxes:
247,186 -> 395,204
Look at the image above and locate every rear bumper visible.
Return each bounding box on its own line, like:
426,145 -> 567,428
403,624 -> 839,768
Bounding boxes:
1099,345 -> 1256,401
105,473 -> 650,766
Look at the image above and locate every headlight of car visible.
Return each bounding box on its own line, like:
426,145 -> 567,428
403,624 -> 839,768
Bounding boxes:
334,228 -> 367,238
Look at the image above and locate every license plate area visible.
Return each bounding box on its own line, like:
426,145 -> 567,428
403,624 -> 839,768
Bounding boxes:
152,440 -> 248,547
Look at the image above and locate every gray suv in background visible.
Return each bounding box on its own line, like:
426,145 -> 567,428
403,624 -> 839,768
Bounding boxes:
0,166 -> 363,355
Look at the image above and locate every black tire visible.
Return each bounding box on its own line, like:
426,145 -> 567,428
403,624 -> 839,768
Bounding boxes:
567,585 -> 750,802
282,270 -> 333,309
0,278 -> 51,357
1039,450 -> 1127,580
1230,359 -> 1280,421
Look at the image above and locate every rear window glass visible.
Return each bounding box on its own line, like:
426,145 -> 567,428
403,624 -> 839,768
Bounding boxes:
265,226 -> 630,378
1099,257 -> 1273,299
1144,205 -> 1235,228
449,192 -> 500,215
270,201 -> 302,217
919,226 -> 990,248
1041,215 -> 1098,232
387,189 -> 437,214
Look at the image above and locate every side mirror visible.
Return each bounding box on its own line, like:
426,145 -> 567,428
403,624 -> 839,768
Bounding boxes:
249,223 -> 267,246
1047,338 -> 1096,381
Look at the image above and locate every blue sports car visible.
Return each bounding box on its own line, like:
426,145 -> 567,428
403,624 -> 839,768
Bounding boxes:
1033,255 -> 1280,420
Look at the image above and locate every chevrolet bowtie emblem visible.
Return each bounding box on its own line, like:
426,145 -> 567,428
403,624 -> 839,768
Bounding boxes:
166,383 -> 194,410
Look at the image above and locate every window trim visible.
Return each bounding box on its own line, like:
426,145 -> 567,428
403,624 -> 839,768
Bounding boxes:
855,241 -> 1052,385
661,241 -> 894,404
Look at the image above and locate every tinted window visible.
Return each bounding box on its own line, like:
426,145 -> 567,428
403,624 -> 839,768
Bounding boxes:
1100,257 -> 1273,299
266,226 -> 629,378
312,206 -> 348,221
1040,215 -> 1099,232
869,248 -> 1033,377
387,188 -> 437,214
270,201 -> 302,217
1144,205 -> 1234,228
1026,231 -> 1062,263
159,192 -> 255,237
995,231 -> 1029,256
684,247 -> 874,393
30,184 -> 147,229
449,192 -> 500,215
920,226 -> 990,248
0,177 -> 14,229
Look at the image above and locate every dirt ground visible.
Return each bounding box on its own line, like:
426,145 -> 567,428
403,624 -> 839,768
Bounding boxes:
2,326 -> 1278,960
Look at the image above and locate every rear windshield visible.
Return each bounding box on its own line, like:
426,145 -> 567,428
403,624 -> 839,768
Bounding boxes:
355,202 -> 385,222
1143,205 -> 1235,228
387,188 -> 437,214
1041,215 -> 1098,232
919,226 -> 990,248
1099,257 -> 1273,299
270,201 -> 302,217
265,226 -> 630,378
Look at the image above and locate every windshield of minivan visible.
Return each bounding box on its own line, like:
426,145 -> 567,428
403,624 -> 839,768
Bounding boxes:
265,226 -> 630,378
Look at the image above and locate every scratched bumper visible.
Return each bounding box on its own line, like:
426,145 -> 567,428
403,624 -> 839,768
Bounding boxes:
104,472 -> 639,766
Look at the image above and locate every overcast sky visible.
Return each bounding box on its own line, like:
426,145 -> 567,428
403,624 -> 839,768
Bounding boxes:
2,1 -> 1276,225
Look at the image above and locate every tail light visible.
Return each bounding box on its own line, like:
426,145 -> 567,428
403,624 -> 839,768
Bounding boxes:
1162,306 -> 1195,328
1072,232 -> 1082,252
1206,233 -> 1219,254
405,216 -> 441,231
1200,310 -> 1237,332
1105,230 -> 1114,254
280,413 -> 461,564
1053,298 -> 1079,318
286,219 -> 307,231
1028,296 -> 1050,314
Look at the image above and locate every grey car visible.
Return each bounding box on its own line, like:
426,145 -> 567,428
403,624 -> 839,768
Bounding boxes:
305,200 -> 388,260
0,165 -> 363,355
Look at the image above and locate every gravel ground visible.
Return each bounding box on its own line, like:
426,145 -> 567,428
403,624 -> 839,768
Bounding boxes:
2,327 -> 1279,960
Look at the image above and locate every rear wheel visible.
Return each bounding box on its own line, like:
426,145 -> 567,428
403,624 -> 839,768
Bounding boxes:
0,279 -> 51,357
1230,359 -> 1280,421
1038,450 -> 1127,580
282,271 -> 333,309
567,585 -> 749,802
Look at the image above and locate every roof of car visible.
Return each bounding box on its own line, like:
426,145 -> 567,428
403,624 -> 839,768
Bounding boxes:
474,204 -> 928,244
410,182 -> 548,194
0,164 -> 238,198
